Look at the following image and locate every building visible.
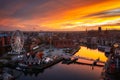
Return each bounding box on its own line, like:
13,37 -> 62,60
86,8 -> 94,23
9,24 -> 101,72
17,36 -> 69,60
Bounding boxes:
0,33 -> 11,47
53,39 -> 75,48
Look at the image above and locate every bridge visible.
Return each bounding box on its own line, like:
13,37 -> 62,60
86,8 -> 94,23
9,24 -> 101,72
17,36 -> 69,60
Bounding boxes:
62,54 -> 105,67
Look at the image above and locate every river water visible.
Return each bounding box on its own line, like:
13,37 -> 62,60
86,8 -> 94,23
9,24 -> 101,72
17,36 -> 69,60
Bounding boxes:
13,46 -> 107,80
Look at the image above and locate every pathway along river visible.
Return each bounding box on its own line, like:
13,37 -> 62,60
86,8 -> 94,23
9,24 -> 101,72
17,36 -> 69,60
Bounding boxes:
13,46 -> 107,80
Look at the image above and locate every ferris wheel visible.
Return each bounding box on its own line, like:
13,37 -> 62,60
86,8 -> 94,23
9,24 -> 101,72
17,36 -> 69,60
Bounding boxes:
11,30 -> 24,54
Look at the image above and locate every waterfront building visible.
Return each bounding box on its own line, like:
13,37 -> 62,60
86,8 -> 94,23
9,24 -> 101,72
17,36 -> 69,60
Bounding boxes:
0,33 -> 11,47
53,39 -> 75,48
97,28 -> 114,46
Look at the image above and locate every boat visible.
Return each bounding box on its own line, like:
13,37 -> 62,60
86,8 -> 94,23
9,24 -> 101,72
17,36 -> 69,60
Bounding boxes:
104,47 -> 111,57
0,68 -> 15,80
2,72 -> 15,80
62,57 -> 78,64
15,56 -> 63,72
98,45 -> 106,52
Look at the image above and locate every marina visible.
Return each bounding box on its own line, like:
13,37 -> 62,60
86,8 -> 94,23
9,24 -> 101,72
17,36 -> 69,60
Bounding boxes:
1,29 -> 120,80
1,1 -> 120,79
0,46 -> 106,80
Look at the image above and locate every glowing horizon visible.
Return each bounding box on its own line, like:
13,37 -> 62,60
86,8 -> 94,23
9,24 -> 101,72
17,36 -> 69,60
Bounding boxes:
0,0 -> 120,31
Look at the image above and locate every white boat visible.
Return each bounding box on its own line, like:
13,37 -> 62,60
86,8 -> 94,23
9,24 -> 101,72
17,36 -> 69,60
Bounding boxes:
18,63 -> 28,67
2,72 -> 15,80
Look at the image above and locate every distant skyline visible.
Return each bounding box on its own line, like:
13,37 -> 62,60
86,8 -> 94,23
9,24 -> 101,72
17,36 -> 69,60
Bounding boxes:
0,0 -> 120,31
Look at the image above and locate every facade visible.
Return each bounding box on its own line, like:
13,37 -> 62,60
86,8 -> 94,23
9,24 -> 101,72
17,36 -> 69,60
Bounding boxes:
0,34 -> 11,47
53,39 -> 75,48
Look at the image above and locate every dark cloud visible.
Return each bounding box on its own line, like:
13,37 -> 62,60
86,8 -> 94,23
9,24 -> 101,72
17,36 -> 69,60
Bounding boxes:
0,25 -> 19,31
0,0 -> 103,20
0,0 -> 48,10
0,24 -> 45,31
84,8 -> 120,18
0,0 -> 50,19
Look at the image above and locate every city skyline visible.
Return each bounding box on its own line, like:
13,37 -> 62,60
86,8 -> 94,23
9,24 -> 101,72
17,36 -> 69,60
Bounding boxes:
0,0 -> 120,31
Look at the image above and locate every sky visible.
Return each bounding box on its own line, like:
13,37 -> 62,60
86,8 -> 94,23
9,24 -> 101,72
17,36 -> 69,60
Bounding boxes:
0,0 -> 120,31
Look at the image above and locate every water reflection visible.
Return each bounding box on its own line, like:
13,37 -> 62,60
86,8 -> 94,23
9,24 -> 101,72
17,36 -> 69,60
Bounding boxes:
1,46 -> 107,80
75,46 -> 107,62
13,46 -> 106,80
16,63 -> 103,80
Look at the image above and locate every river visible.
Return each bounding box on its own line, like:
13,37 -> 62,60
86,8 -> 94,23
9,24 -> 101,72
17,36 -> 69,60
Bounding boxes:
12,46 -> 107,80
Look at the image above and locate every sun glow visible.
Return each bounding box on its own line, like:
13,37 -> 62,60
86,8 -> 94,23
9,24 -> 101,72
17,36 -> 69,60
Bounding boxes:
0,0 -> 120,31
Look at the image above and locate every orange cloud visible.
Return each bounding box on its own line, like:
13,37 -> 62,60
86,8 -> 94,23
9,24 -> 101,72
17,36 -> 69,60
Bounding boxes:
0,0 -> 120,31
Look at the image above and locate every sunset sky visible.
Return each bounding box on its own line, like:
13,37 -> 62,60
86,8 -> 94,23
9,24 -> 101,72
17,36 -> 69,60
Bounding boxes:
0,0 -> 120,31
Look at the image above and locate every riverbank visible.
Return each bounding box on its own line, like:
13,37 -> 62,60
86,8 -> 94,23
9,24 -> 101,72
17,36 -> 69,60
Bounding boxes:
0,46 -> 107,80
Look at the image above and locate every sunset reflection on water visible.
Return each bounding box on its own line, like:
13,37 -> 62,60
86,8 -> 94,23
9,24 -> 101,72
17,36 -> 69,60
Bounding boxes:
75,46 -> 107,62
13,46 -> 106,80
